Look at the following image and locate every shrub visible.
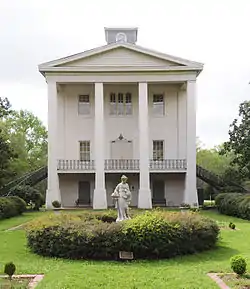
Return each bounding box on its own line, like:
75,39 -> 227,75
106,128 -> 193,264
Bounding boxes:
26,210 -> 219,260
8,196 -> 26,214
230,255 -> 247,275
52,200 -> 61,208
4,262 -> 16,280
229,222 -> 236,230
215,193 -> 250,220
10,185 -> 44,210
0,196 -> 26,219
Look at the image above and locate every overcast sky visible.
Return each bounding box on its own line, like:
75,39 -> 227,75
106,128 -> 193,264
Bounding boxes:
0,0 -> 250,148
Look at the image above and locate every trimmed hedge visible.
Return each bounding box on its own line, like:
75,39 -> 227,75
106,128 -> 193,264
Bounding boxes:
0,196 -> 26,219
215,193 -> 250,220
26,210 -> 219,260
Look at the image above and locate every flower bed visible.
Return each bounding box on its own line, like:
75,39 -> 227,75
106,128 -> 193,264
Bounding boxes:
26,210 -> 220,260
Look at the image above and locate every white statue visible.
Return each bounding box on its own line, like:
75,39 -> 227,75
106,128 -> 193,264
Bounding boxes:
111,175 -> 132,222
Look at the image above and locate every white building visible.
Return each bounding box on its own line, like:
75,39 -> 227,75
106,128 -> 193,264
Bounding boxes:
39,27 -> 203,209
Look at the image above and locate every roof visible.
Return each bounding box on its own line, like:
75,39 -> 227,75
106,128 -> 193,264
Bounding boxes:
38,42 -> 203,76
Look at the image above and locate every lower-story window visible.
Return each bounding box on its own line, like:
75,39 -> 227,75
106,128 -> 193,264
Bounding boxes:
153,140 -> 164,160
79,141 -> 90,161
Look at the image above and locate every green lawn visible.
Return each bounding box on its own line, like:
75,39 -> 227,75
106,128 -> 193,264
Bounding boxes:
0,210 -> 249,288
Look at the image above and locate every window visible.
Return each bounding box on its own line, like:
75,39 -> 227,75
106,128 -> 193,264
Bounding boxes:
109,92 -> 132,115
153,94 -> 164,116
79,141 -> 90,161
153,140 -> 164,160
78,95 -> 90,115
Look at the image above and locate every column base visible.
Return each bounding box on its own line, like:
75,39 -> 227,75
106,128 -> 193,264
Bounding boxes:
93,188 -> 107,209
138,188 -> 152,209
184,173 -> 198,207
45,189 -> 61,210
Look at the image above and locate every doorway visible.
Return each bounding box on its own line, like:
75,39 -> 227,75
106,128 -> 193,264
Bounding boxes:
78,181 -> 91,205
152,180 -> 165,205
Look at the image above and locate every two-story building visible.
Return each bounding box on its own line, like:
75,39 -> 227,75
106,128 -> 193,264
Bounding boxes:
39,27 -> 203,209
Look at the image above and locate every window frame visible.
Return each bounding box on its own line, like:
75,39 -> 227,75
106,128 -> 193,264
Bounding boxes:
79,141 -> 91,161
152,140 -> 164,161
152,93 -> 165,116
78,94 -> 90,116
109,92 -> 132,116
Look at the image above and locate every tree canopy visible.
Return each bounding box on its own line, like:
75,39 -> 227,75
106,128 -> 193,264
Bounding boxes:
221,100 -> 250,179
0,97 -> 47,186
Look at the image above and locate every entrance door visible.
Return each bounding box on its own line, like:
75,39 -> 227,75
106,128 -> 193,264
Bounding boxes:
152,180 -> 165,205
78,181 -> 91,205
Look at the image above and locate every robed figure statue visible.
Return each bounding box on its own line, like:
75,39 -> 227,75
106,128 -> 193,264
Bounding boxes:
111,175 -> 132,222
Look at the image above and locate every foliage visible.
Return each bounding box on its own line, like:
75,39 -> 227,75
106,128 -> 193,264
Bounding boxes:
197,144 -> 232,176
221,101 -> 250,179
7,196 -> 26,214
26,210 -> 219,260
0,109 -> 47,183
180,203 -> 191,208
0,97 -> 12,118
52,200 -> 61,208
10,185 -> 44,210
230,255 -> 247,276
4,262 -> 16,280
0,196 -> 26,220
215,193 -> 250,220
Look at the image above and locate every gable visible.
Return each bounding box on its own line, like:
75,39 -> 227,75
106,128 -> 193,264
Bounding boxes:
56,47 -> 182,68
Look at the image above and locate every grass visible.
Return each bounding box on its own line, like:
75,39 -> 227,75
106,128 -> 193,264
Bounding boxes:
0,211 -> 48,231
0,209 -> 249,288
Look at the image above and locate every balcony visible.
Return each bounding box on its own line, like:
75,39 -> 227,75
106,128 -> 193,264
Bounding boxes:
56,159 -> 186,172
57,160 -> 95,171
149,159 -> 187,171
105,159 -> 140,171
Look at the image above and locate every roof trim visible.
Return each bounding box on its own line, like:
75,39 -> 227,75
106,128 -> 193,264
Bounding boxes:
38,42 -> 204,71
39,65 -> 201,73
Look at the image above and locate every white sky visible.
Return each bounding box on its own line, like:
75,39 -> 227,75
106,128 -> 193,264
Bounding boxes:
0,0 -> 250,148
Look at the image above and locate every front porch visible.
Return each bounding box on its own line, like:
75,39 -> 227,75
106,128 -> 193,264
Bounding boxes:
59,172 -> 186,208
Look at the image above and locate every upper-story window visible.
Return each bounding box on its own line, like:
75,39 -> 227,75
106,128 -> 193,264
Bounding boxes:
79,141 -> 90,161
109,92 -> 132,115
153,140 -> 164,160
78,95 -> 90,115
153,94 -> 164,116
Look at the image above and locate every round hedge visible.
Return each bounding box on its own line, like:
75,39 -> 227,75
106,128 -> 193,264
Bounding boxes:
26,210 -> 219,260
215,193 -> 250,220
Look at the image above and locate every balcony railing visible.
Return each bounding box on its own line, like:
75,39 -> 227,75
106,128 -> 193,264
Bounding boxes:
57,160 -> 95,171
149,159 -> 187,170
105,159 -> 140,171
57,159 -> 186,171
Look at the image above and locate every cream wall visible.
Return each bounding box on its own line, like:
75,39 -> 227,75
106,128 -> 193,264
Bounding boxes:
60,173 -> 95,207
56,83 -> 187,161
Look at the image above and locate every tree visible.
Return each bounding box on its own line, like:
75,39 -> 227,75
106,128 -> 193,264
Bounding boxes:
0,97 -> 16,186
197,145 -> 231,176
1,109 -> 47,179
221,100 -> 250,179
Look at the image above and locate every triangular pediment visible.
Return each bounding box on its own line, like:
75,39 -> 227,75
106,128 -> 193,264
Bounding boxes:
39,42 -> 203,74
56,47 -> 182,68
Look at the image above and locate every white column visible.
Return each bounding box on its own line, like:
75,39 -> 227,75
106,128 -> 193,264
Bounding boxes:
93,82 -> 107,209
46,81 -> 61,209
184,80 -> 198,206
138,82 -> 152,209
